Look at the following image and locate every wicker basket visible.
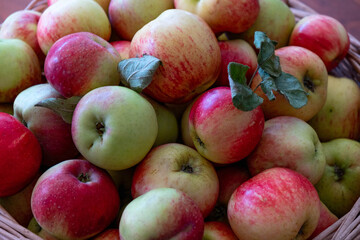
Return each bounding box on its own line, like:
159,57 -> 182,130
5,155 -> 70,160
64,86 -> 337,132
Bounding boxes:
1,0 -> 360,239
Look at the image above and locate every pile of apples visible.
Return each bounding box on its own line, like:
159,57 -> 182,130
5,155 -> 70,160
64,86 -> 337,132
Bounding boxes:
0,0 -> 359,239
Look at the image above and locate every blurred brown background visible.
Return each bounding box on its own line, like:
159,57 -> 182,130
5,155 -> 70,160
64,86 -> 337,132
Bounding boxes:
1,0 -> 360,39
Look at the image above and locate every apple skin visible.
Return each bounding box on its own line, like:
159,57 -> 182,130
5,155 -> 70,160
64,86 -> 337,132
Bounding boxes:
289,14 -> 350,71
315,138 -> 360,218
71,86 -> 158,171
247,116 -> 326,185
109,0 -> 174,40
120,187 -> 204,240
92,229 -> 120,240
110,40 -> 131,60
13,83 -> 79,167
44,32 -> 121,98
227,167 -> 321,240
180,97 -> 199,148
0,113 -> 42,197
0,10 -> 45,65
215,39 -> 258,87
0,38 -> 42,103
189,86 -> 265,164
203,221 -> 238,240
251,46 -> 328,122
37,0 -> 111,54
308,201 -> 338,239
131,143 -> 219,217
308,75 -> 360,142
31,159 -> 120,240
129,9 -> 221,104
174,0 -> 259,34
48,0 -> 111,13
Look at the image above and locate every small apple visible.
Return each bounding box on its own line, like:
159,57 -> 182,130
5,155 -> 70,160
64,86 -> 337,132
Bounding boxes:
120,187 -> 204,240
0,113 -> 42,197
31,159 -> 120,240
110,40 -> 131,60
131,143 -> 219,217
289,14 -> 350,71
228,167 -> 321,240
203,221 -> 238,240
72,86 -> 158,170
189,86 -> 264,164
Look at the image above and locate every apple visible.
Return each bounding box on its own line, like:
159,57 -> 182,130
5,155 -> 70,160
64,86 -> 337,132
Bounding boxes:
246,116 -> 326,185
227,167 -> 321,240
119,187 -> 204,240
189,86 -> 265,164
0,38 -> 42,103
129,9 -> 221,104
180,97 -> 198,148
28,217 -> 60,240
109,0 -> 174,40
110,40 -> 131,60
131,143 -> 219,217
0,10 -> 45,65
174,0 -> 260,34
37,0 -> 111,54
48,0 -> 111,14
215,39 -> 258,87
308,75 -> 360,142
0,103 -> 14,115
203,221 -> 238,240
92,229 -> 120,240
315,138 -> 360,218
289,14 -> 350,71
44,32 -> 121,98
0,113 -> 42,197
31,159 -> 120,240
309,201 -> 338,239
71,86 -> 158,170
251,46 -> 328,122
13,83 -> 79,167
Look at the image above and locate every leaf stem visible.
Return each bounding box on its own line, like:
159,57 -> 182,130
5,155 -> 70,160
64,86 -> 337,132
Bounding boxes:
248,65 -> 260,87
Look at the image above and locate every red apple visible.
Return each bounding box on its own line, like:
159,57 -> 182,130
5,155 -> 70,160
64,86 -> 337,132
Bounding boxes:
110,40 -> 131,60
228,167 -> 321,240
203,221 -> 238,240
189,86 -> 264,164
309,202 -> 338,239
45,32 -> 121,98
289,14 -> 350,71
31,159 -> 120,239
0,113 -> 42,197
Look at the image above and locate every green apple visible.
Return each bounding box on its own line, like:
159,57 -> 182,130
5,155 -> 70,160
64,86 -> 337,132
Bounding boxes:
71,86 -> 158,170
308,75 -> 360,142
315,138 -> 360,217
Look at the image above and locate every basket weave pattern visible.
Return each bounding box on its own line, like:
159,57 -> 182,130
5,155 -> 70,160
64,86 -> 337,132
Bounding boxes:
1,0 -> 360,239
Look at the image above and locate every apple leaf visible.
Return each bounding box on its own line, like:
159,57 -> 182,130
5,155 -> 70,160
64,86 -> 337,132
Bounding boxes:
118,54 -> 161,93
228,62 -> 263,111
258,68 -> 277,101
35,96 -> 81,124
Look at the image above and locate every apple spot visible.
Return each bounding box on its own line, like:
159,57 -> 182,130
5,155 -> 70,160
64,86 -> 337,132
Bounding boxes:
334,165 -> 345,181
77,172 -> 91,183
303,75 -> 315,92
195,136 -> 205,149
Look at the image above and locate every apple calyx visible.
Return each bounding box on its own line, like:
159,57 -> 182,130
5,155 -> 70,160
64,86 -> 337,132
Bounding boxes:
181,164 -> 194,174
303,75 -> 315,92
334,165 -> 345,181
78,172 -> 91,183
229,31 -> 308,111
96,122 -> 105,137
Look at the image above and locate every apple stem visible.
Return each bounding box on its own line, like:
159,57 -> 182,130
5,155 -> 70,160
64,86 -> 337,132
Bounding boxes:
78,172 -> 90,183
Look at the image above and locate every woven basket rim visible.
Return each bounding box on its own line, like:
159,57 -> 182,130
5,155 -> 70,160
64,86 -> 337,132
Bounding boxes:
1,0 -> 360,239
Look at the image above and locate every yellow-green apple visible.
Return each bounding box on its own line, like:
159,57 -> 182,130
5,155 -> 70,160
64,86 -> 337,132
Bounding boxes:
28,217 -> 60,240
180,97 -> 198,148
110,40 -> 131,59
13,83 -> 79,167
131,143 -> 219,217
71,86 -> 158,170
189,86 -> 264,164
92,229 -> 120,240
246,116 -> 326,185
48,0 -> 111,13
251,46 -> 328,121
109,0 -> 174,40
129,9 -> 221,104
0,10 -> 45,65
31,159 -> 120,240
215,39 -> 258,87
174,0 -> 259,34
203,221 -> 238,240
44,32 -> 121,98
228,167 -> 321,240
315,138 -> 360,218
37,0 -> 111,54
289,14 -> 350,71
309,201 -> 338,239
0,103 -> 13,115
308,75 -> 360,142
0,39 -> 42,103
119,187 -> 204,240
0,113 -> 42,197
237,0 -> 295,49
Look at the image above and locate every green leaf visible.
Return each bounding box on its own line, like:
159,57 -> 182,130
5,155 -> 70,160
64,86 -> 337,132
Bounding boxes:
274,72 -> 309,109
35,96 -> 81,124
118,54 -> 161,93
228,62 -> 263,111
258,68 -> 277,101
